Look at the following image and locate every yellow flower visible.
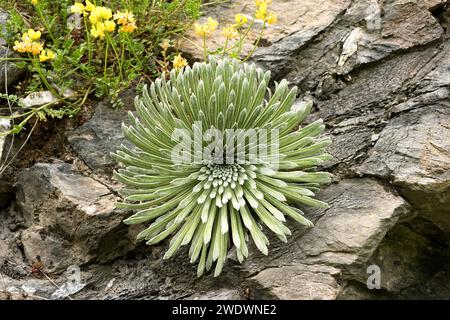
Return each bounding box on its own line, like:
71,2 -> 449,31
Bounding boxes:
91,23 -> 105,39
206,17 -> 219,30
39,49 -> 55,62
234,14 -> 248,27
265,12 -> 278,25
104,20 -> 116,32
159,39 -> 172,51
114,10 -> 135,25
13,31 -> 43,55
194,17 -> 218,37
85,0 -> 95,12
114,10 -> 137,33
22,29 -> 41,41
194,23 -> 206,37
255,3 -> 267,20
30,42 -> 43,55
89,6 -> 112,24
120,22 -> 137,33
222,24 -> 238,39
13,40 -> 29,53
31,0 -> 38,5
70,2 -> 85,15
172,53 -> 188,70
255,0 -> 272,6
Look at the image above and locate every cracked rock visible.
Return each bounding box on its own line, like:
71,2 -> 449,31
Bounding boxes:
0,11 -> 25,92
250,264 -> 341,300
359,106 -> 450,232
15,163 -> 138,272
278,179 -> 410,271
67,101 -> 131,175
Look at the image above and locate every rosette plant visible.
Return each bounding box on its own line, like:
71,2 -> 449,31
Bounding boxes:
113,57 -> 332,277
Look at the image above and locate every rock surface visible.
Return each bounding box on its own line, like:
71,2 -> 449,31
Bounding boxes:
1,0 -> 450,300
250,264 -> 341,300
14,163 -> 138,273
0,11 -> 25,93
67,101 -> 131,175
0,180 -> 13,209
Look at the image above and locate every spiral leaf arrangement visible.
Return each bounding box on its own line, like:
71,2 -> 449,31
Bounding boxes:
113,57 -> 332,277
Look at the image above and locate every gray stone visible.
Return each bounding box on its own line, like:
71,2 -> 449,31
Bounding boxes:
15,163 -> 138,272
252,0 -> 351,76
0,118 -> 9,162
50,265 -> 87,299
358,106 -> 450,232
367,218 -> 450,293
250,0 -> 443,91
0,47 -> 25,93
0,11 -> 25,92
21,225 -> 74,273
286,179 -> 410,271
19,89 -> 77,108
336,1 -> 443,75
181,0 -> 351,62
0,180 -> 13,209
0,10 -> 9,46
250,264 -> 341,300
67,101 -> 131,175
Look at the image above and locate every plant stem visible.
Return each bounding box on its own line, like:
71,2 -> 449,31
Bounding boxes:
221,37 -> 229,59
0,57 -> 31,61
202,35 -> 207,61
120,37 -> 125,81
104,40 -> 109,79
31,56 -> 57,96
83,15 -> 92,65
224,19 -> 254,55
36,4 -> 56,44
105,34 -> 121,79
125,33 -> 139,62
242,22 -> 266,62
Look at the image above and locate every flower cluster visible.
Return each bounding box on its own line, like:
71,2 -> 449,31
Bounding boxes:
255,0 -> 278,25
39,49 -> 55,62
234,14 -> 248,27
13,29 -> 55,62
194,1 -> 278,47
172,53 -> 188,70
194,17 -> 219,37
222,24 -> 239,39
70,1 -> 137,39
114,10 -> 137,33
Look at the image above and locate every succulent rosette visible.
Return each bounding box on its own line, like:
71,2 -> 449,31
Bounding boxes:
113,57 -> 332,277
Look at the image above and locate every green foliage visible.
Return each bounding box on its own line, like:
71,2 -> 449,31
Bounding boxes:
113,58 -> 332,277
0,0 -> 200,137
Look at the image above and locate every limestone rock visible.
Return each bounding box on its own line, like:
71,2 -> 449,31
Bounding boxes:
21,226 -> 73,273
358,106 -> 450,232
336,1 -> 443,75
290,179 -> 410,270
250,264 -> 341,300
15,163 -> 137,272
0,11 -> 25,92
67,101 -> 131,175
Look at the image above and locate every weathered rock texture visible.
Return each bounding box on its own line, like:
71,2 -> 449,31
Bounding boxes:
1,0 -> 450,300
0,10 -> 25,93
15,163 -> 139,273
